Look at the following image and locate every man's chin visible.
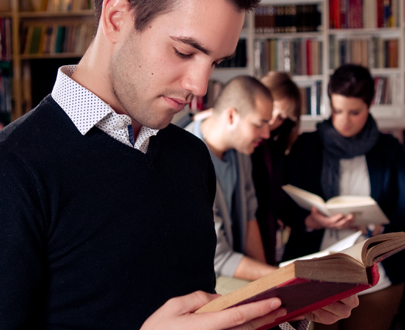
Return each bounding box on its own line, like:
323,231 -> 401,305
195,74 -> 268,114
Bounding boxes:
143,116 -> 174,130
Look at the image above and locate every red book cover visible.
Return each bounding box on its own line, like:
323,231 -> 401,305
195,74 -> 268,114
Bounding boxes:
196,232 -> 405,330
256,264 -> 379,330
334,0 -> 341,28
329,0 -> 335,28
353,0 -> 363,28
377,0 -> 384,27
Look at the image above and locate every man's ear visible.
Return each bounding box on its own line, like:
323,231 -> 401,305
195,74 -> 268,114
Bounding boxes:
225,107 -> 239,127
101,0 -> 132,43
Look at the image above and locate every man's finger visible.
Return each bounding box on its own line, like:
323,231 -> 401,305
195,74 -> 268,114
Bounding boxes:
195,297 -> 285,330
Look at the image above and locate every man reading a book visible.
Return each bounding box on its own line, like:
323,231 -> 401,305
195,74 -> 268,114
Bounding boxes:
0,1 -> 359,329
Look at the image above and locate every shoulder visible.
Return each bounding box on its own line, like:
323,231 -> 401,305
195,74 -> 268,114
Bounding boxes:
289,130 -> 322,156
158,124 -> 212,163
376,132 -> 402,148
236,152 -> 253,170
160,123 -> 205,148
0,95 -> 67,148
295,130 -> 321,145
369,132 -> 405,161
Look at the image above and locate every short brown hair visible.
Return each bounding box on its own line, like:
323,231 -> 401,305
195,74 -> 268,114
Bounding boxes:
92,0 -> 260,32
213,75 -> 272,118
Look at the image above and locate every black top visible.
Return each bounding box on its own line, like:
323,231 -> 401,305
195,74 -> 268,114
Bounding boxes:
0,95 -> 217,329
283,130 -> 405,284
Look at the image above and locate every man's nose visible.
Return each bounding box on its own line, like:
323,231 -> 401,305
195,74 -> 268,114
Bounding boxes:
180,65 -> 213,97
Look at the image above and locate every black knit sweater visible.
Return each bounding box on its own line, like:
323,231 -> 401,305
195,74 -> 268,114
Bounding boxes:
0,95 -> 217,329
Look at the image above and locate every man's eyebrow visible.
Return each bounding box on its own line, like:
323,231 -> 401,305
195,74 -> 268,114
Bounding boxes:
170,36 -> 211,55
170,36 -> 235,61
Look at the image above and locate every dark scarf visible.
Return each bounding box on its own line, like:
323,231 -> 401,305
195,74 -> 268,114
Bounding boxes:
317,114 -> 379,200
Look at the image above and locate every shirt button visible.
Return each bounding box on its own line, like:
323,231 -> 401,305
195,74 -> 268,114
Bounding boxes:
116,119 -> 125,128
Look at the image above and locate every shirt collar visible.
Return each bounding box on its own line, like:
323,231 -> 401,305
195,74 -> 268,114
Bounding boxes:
51,65 -> 114,135
51,65 -> 159,138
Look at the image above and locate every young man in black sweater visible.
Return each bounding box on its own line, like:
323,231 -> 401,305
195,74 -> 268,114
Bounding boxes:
0,0 -> 358,329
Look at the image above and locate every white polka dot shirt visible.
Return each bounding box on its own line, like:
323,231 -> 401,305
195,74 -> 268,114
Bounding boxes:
51,65 -> 158,154
280,320 -> 310,330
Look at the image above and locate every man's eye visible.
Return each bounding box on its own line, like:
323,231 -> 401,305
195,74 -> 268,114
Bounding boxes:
174,48 -> 191,59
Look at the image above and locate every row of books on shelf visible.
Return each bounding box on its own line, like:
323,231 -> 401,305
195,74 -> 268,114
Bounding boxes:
217,39 -> 246,68
299,82 -> 322,116
22,0 -> 92,12
0,18 -> 11,61
21,22 -> 93,55
254,39 -> 322,78
0,62 -> 12,115
329,37 -> 398,69
329,0 -> 400,29
372,76 -> 395,105
255,5 -> 321,34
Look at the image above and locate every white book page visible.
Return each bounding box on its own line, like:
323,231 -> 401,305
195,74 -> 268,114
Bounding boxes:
279,231 -> 363,268
282,185 -> 331,216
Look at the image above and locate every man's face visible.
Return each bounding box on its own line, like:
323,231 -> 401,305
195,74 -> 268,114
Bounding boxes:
110,0 -> 245,129
232,95 -> 273,155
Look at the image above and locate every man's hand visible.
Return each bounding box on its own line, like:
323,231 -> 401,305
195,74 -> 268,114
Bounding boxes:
140,291 -> 287,330
304,295 -> 359,324
305,207 -> 355,230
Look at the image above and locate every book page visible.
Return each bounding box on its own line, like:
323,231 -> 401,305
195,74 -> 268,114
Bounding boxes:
326,195 -> 375,206
339,240 -> 367,265
282,185 -> 331,216
279,231 -> 363,268
326,202 -> 389,225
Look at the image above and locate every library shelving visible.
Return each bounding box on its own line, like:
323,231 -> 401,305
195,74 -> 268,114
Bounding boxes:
211,0 -> 405,132
1,0 -> 94,122
2,0 -> 405,134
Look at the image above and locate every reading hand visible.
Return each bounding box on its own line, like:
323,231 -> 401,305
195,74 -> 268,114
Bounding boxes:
355,224 -> 384,237
304,294 -> 359,325
140,290 -> 287,330
305,207 -> 355,230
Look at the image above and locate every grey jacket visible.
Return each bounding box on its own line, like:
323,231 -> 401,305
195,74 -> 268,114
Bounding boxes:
186,120 -> 258,277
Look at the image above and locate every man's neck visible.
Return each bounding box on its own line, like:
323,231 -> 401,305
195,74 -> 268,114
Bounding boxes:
200,118 -> 229,160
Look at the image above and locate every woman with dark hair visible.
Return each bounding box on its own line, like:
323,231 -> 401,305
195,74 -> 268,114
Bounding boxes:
283,63 -> 405,330
251,71 -> 301,266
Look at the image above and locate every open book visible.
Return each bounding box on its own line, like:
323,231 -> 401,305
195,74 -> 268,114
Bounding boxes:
279,230 -> 364,267
282,184 -> 390,225
196,232 -> 405,330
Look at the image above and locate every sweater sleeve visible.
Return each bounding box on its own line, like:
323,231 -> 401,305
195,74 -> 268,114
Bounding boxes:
240,154 -> 258,222
213,200 -> 244,277
0,147 -> 48,328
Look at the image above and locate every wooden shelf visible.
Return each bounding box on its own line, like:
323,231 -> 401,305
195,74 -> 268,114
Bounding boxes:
4,0 -> 94,120
18,10 -> 93,18
20,53 -> 85,60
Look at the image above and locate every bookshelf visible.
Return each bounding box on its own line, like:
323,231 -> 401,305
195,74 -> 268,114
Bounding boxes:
211,0 -> 405,132
1,0 -> 405,133
0,0 -> 93,122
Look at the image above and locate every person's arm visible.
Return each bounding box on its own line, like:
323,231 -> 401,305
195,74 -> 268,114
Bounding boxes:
245,218 -> 266,263
0,148 -> 47,327
140,291 -> 359,330
233,218 -> 277,281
